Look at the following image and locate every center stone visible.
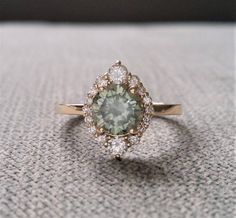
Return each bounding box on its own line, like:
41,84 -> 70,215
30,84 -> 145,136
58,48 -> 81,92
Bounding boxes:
92,84 -> 144,135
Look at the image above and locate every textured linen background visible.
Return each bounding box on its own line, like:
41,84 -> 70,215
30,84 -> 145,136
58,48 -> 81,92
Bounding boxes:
0,23 -> 235,218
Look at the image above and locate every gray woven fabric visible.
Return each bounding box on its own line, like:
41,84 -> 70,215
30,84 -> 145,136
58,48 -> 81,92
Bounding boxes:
0,23 -> 235,218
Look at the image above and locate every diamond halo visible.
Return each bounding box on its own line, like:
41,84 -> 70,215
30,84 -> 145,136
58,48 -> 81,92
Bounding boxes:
83,61 -> 153,159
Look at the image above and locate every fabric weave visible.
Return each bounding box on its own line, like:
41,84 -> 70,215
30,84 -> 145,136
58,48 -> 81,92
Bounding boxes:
0,23 -> 235,218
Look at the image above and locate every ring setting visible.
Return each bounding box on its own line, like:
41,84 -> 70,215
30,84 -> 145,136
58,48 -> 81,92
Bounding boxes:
58,61 -> 182,159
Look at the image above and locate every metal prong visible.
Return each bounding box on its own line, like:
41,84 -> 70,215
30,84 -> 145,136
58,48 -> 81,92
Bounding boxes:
114,154 -> 122,161
115,60 -> 121,65
104,74 -> 108,79
129,129 -> 135,134
130,88 -> 135,94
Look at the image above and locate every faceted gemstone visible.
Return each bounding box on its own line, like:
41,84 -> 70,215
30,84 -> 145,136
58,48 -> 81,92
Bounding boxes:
82,105 -> 91,115
109,65 -> 128,84
110,138 -> 127,156
88,86 -> 98,97
143,96 -> 152,105
96,135 -> 107,144
96,76 -> 108,88
84,116 -> 93,124
129,75 -> 139,87
129,135 -> 141,145
92,84 -> 144,135
145,105 -> 154,114
88,126 -> 96,135
138,86 -> 146,97
86,97 -> 93,105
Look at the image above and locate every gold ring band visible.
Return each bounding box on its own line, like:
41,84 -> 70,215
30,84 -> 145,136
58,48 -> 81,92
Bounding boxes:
57,103 -> 182,116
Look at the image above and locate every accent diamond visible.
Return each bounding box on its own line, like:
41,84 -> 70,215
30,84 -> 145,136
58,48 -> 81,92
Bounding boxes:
143,96 -> 152,105
85,116 -> 93,124
97,76 -> 108,88
129,135 -> 140,145
96,135 -> 107,144
138,86 -> 146,97
88,86 -> 98,97
129,75 -> 139,87
110,138 -> 127,156
86,97 -> 93,105
145,105 -> 154,114
89,126 -> 96,135
109,65 -> 128,84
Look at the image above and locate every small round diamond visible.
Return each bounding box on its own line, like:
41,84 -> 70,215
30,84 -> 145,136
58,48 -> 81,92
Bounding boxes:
85,116 -> 93,124
129,135 -> 140,145
89,126 -> 96,135
143,115 -> 151,125
96,135 -> 107,144
109,65 -> 128,84
145,105 -> 154,114
137,121 -> 148,132
97,76 -> 108,88
82,105 -> 91,115
88,86 -> 98,97
110,137 -> 127,156
129,75 -> 139,87
143,96 -> 152,105
138,86 -> 146,97
86,97 -> 93,105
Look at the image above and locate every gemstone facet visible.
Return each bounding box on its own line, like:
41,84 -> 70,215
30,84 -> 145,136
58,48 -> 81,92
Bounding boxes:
110,137 -> 127,156
92,84 -> 144,135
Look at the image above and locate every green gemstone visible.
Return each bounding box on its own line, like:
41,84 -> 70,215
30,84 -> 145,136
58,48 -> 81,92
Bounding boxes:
92,84 -> 144,135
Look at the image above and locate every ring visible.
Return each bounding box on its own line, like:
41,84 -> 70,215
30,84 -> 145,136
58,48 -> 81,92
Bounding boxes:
58,61 -> 182,160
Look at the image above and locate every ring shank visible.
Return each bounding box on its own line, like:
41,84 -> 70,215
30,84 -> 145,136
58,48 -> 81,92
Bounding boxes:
57,103 -> 182,116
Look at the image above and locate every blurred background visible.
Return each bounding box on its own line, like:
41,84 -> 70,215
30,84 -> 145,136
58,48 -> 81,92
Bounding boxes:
0,0 -> 235,22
